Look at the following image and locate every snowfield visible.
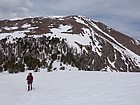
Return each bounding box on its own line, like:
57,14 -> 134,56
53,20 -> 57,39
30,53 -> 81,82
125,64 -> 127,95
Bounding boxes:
0,70 -> 140,105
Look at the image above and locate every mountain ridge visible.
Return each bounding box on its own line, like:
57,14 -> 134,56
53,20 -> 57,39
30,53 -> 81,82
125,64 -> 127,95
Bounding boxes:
0,15 -> 140,73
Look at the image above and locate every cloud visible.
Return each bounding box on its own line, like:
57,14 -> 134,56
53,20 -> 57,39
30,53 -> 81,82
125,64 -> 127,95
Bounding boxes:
0,0 -> 32,19
27,0 -> 33,7
0,0 -> 20,8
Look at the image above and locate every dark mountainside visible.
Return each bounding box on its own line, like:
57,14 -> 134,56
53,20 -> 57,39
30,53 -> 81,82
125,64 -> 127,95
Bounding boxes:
0,15 -> 140,73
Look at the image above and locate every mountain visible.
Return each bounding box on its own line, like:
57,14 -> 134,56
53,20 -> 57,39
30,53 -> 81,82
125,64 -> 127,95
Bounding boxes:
0,15 -> 140,73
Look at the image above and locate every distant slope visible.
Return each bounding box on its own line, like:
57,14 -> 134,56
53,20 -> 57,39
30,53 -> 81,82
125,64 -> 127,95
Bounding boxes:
94,21 -> 140,56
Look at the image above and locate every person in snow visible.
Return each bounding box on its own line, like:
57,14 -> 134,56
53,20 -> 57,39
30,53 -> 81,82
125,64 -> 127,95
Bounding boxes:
26,72 -> 34,91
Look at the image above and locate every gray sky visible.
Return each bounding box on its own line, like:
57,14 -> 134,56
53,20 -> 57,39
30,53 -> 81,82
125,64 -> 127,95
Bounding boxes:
0,0 -> 140,40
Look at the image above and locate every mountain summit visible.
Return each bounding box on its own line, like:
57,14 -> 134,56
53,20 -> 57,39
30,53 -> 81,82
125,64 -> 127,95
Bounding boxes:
0,15 -> 140,73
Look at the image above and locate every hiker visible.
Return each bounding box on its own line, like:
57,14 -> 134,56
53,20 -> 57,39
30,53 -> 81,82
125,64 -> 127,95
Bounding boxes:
26,72 -> 34,91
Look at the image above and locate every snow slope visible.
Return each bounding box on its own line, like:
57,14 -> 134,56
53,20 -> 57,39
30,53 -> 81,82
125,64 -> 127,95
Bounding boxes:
0,70 -> 140,105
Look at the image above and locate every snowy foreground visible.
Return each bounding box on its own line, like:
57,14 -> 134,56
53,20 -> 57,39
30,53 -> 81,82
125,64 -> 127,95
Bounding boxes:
0,70 -> 140,105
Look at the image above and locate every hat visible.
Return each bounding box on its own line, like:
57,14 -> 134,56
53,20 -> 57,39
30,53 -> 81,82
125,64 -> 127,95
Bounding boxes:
29,72 -> 32,74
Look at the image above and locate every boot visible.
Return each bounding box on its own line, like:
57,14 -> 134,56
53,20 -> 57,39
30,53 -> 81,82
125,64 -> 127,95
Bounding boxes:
31,85 -> 32,90
28,85 -> 30,91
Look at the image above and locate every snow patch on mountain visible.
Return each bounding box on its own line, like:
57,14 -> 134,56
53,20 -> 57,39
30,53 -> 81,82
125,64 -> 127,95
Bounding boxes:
3,26 -> 18,30
74,16 -> 86,24
22,23 -> 31,28
0,31 -> 26,41
47,25 -> 94,53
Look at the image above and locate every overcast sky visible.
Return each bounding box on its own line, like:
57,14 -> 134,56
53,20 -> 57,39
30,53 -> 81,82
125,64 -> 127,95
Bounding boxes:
0,0 -> 140,40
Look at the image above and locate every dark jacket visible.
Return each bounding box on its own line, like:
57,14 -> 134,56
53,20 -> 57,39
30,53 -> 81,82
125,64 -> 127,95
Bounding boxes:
26,74 -> 33,81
